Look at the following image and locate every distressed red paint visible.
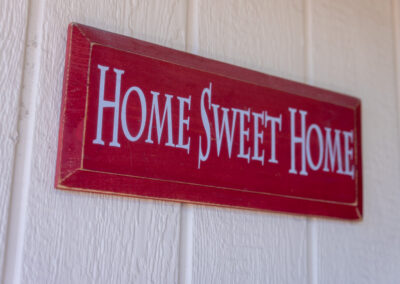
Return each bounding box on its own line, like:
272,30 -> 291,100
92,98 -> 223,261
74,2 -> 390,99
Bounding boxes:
55,23 -> 362,220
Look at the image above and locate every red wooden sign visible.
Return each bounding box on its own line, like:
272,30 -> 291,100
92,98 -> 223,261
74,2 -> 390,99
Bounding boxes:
55,23 -> 362,220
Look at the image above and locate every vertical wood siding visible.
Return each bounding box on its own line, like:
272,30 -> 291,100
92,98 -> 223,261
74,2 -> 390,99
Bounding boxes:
0,0 -> 399,283
0,0 -> 28,281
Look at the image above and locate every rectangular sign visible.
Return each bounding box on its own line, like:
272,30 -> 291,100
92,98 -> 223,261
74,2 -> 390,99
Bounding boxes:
55,23 -> 362,220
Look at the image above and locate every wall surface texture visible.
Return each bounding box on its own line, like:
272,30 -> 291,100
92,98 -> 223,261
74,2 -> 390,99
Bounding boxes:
0,0 -> 399,283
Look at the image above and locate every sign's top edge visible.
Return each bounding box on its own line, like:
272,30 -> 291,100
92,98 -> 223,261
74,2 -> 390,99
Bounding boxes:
69,22 -> 361,109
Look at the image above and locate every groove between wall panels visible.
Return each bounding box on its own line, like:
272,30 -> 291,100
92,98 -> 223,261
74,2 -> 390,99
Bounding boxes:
178,205 -> 194,284
303,0 -> 318,283
304,0 -> 314,85
185,0 -> 199,54
307,219 -> 318,284
392,0 -> 400,144
1,0 -> 45,283
178,0 -> 198,283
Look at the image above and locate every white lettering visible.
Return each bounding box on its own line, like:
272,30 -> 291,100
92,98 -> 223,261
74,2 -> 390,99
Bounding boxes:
145,92 -> 175,147
251,112 -> 265,164
176,96 -> 191,153
233,108 -> 251,163
93,65 -> 124,147
265,112 -> 282,163
306,124 -> 324,171
289,108 -> 308,175
198,83 -> 212,168
343,130 -> 355,179
323,128 -> 344,174
121,86 -> 147,142
212,104 -> 237,158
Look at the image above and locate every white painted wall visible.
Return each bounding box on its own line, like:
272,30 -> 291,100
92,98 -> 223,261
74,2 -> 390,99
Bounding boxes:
1,0 -> 399,283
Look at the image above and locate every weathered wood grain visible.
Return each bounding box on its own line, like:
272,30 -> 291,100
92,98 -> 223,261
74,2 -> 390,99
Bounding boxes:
0,0 -> 28,280
192,1 -> 309,283
311,0 -> 400,283
18,0 -> 186,283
